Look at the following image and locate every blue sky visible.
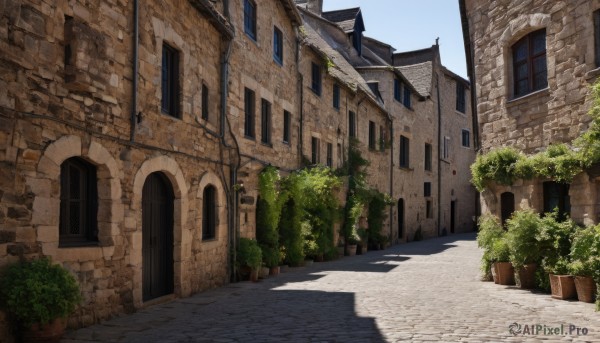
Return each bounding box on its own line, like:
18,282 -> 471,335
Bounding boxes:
322,0 -> 467,78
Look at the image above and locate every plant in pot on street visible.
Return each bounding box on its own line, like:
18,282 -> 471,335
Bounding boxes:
0,257 -> 81,342
476,214 -> 504,281
236,238 -> 263,282
490,234 -> 515,285
568,224 -> 600,304
506,209 -> 542,289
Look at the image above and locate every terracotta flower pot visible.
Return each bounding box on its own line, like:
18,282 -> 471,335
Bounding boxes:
269,266 -> 280,276
515,263 -> 537,289
249,269 -> 259,282
259,267 -> 270,279
574,276 -> 597,303
549,274 -> 576,300
346,244 -> 357,256
496,262 -> 515,285
491,263 -> 499,284
21,318 -> 67,343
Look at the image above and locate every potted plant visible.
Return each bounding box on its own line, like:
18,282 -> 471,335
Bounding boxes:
568,224 -> 600,303
476,214 -> 504,282
0,258 -> 81,342
506,210 -> 541,289
547,258 -> 576,300
357,228 -> 368,255
491,235 -> 515,285
236,238 -> 262,282
346,230 -> 359,256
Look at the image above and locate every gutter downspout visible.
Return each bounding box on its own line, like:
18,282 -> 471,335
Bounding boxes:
389,119 -> 394,242
297,32 -> 304,165
130,0 -> 139,142
436,73 -> 442,237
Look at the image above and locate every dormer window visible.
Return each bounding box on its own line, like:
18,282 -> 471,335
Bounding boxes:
353,32 -> 362,55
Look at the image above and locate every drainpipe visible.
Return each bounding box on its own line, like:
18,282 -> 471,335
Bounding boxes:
296,33 -> 304,165
436,72 -> 442,236
130,0 -> 139,142
389,119 -> 394,242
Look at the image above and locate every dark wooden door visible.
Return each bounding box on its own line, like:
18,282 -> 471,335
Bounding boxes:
142,173 -> 174,301
500,192 -> 515,225
450,201 -> 456,234
398,199 -> 404,239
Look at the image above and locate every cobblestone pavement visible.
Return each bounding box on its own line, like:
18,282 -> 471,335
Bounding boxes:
63,233 -> 600,342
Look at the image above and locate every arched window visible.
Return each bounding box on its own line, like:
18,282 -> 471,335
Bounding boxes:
202,185 -> 217,240
513,29 -> 547,97
59,157 -> 98,246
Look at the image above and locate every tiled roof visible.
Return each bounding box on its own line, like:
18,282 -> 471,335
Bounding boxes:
396,62 -> 433,98
322,7 -> 360,32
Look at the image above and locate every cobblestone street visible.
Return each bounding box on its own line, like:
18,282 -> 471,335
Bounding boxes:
63,233 -> 600,342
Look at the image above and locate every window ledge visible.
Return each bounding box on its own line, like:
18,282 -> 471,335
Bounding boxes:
455,110 -> 467,116
506,87 -> 549,107
260,142 -> 273,148
273,57 -> 283,67
586,67 -> 600,81
398,166 -> 412,171
244,135 -> 256,141
59,241 -> 100,248
201,238 -> 218,244
310,88 -> 321,97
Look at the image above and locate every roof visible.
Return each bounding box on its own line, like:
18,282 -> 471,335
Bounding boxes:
322,7 -> 361,32
188,0 -> 235,38
393,46 -> 436,66
396,61 -> 433,98
279,0 -> 303,25
301,19 -> 387,114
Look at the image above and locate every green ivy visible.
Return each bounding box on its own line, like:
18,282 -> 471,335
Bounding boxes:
257,166 -> 286,268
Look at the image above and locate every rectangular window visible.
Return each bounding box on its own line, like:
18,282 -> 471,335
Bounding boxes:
326,143 -> 333,168
202,186 -> 217,240
161,43 -> 180,117
368,121 -> 376,150
543,181 -> 571,220
379,126 -> 385,151
443,136 -> 450,159
273,26 -> 283,64
283,110 -> 291,144
595,10 -> 600,68
311,62 -> 322,95
244,88 -> 255,138
394,79 -> 401,102
261,99 -> 271,145
244,0 -> 257,40
424,143 -> 432,171
337,143 -> 342,166
512,29 -> 547,97
456,82 -> 466,113
399,135 -> 410,168
424,182 -> 431,197
333,84 -> 340,109
426,200 -> 433,218
349,111 -> 356,138
311,137 -> 320,164
201,84 -> 209,121
461,129 -> 470,147
403,86 -> 411,108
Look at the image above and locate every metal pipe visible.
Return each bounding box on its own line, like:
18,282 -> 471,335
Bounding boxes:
436,72 -> 442,236
130,0 -> 139,142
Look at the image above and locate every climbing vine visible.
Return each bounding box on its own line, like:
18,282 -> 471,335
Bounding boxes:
470,81 -> 600,191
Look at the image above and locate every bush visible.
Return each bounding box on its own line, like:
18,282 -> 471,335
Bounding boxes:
0,258 -> 81,326
506,210 -> 542,271
471,147 -> 524,191
538,211 -> 579,275
237,238 -> 262,270
476,214 -> 504,274
568,224 -> 600,279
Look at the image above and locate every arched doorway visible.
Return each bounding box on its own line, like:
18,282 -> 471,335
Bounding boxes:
500,192 -> 515,225
398,198 -> 405,240
142,172 -> 174,301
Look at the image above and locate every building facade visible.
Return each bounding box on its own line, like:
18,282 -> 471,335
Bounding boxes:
0,0 -> 475,339
461,0 -> 600,224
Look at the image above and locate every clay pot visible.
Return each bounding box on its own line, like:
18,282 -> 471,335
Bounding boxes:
346,244 -> 357,256
515,263 -> 537,289
496,262 -> 515,285
574,276 -> 597,303
269,266 -> 280,276
491,263 -> 499,284
549,274 -> 576,300
21,318 -> 67,343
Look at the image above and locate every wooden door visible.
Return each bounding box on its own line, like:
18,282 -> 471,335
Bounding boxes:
142,173 -> 174,301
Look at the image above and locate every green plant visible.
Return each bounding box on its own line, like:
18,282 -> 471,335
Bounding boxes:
367,189 -> 394,248
490,236 -> 510,262
506,209 -> 542,270
0,258 -> 81,327
237,238 -> 263,270
568,224 -> 600,279
257,166 -> 286,268
538,211 -> 579,275
476,214 -> 504,274
471,147 -> 524,191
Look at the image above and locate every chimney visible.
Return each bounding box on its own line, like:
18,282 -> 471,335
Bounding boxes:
306,0 -> 323,16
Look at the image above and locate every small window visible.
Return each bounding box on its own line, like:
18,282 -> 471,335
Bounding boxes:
399,135 -> 410,168
403,86 -> 411,108
456,82 -> 466,113
261,99 -> 271,145
201,84 -> 209,121
311,137 -> 320,164
595,10 -> 600,68
379,126 -> 385,151
443,136 -> 450,160
244,88 -> 255,138
500,192 -> 515,225
273,26 -> 283,64
424,182 -> 431,197
543,181 -> 570,220
394,79 -> 401,102
326,143 -> 333,168
353,32 -> 362,55
424,143 -> 432,171
349,111 -> 356,138
283,110 -> 291,144
461,129 -> 470,147
426,200 -> 433,218
512,29 -> 547,97
59,157 -> 98,246
368,121 -> 376,150
244,0 -> 257,40
333,84 -> 340,109
64,16 -> 74,69
311,62 -> 322,95
161,43 -> 180,117
202,185 -> 217,240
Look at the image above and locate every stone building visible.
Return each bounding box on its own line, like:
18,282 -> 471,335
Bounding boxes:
0,0 -> 475,339
460,0 -> 600,224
